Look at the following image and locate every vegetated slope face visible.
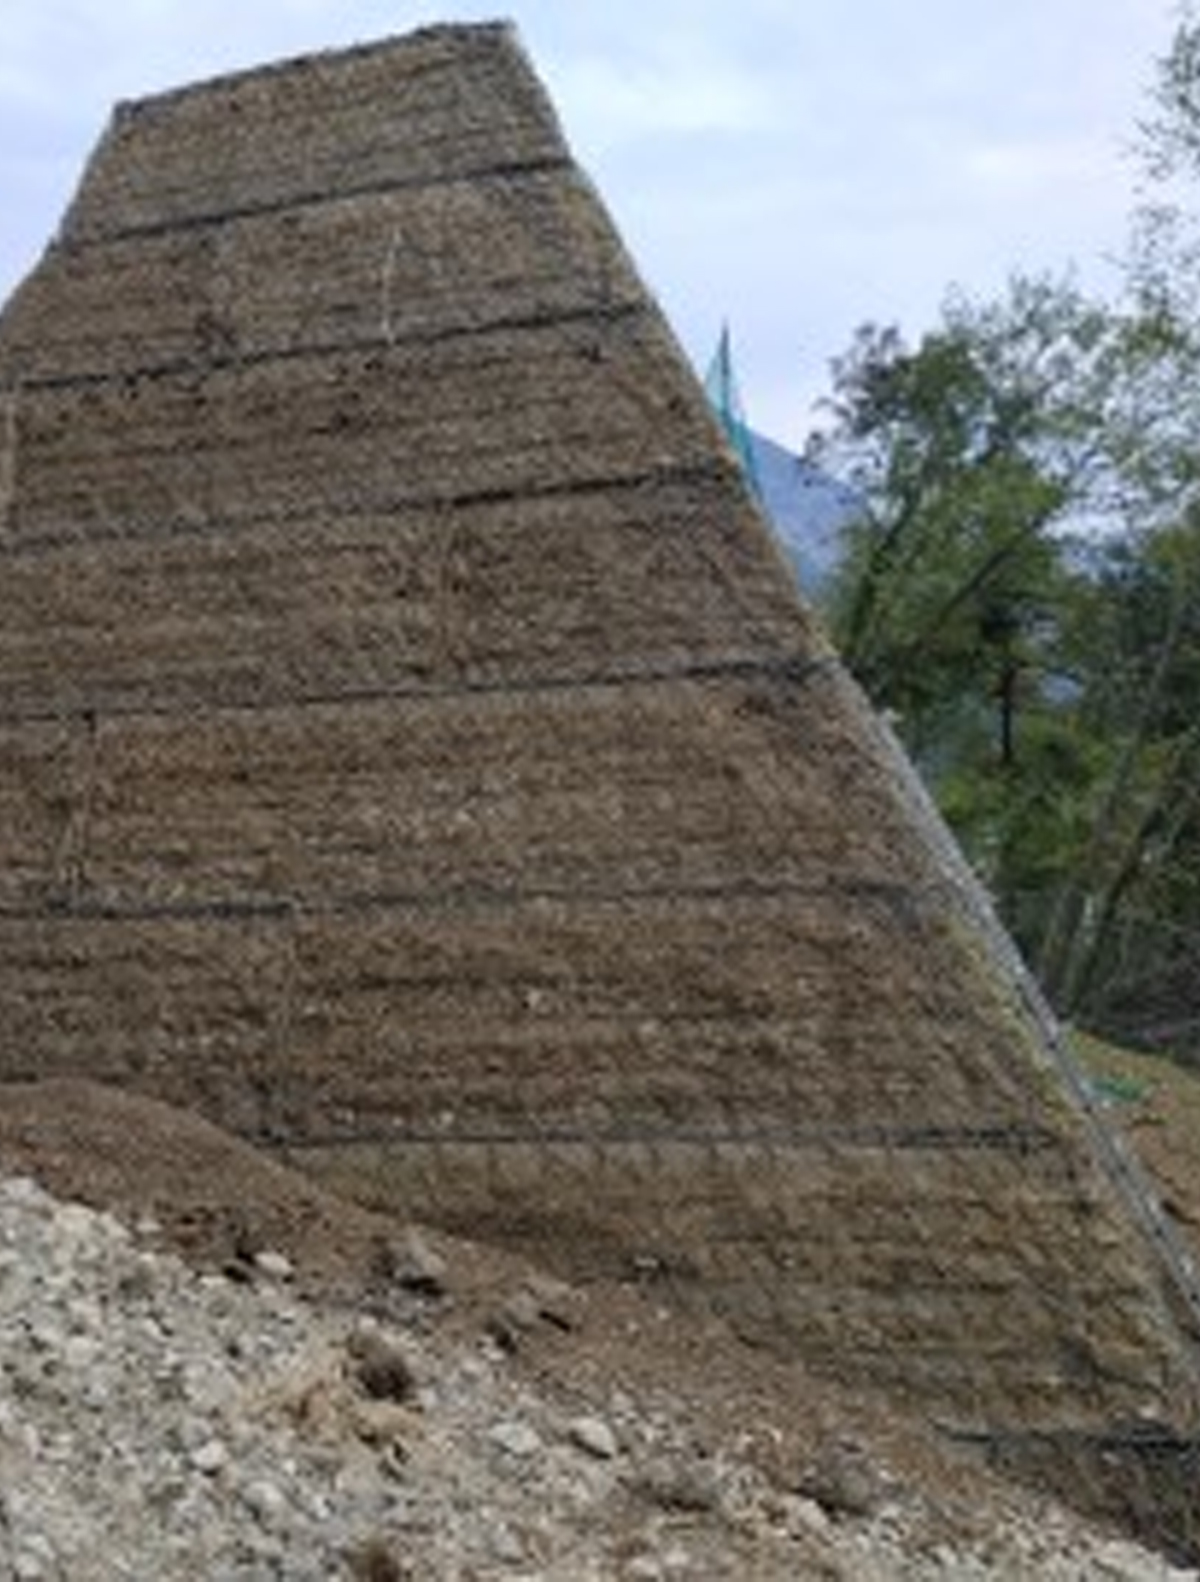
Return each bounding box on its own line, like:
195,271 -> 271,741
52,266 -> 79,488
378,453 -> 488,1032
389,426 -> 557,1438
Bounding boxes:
0,23 -> 1192,1431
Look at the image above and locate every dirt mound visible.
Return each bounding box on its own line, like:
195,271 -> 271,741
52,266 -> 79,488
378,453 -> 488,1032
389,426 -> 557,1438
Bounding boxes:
0,1079 -> 972,1488
0,1077 -> 404,1292
4,1075 -> 1198,1577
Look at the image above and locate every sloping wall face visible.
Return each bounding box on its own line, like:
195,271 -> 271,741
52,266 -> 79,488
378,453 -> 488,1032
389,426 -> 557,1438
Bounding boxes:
0,25 -> 1190,1426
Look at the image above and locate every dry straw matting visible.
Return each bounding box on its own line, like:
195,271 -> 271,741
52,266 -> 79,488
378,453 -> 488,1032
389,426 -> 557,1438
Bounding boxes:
0,23 -> 1195,1434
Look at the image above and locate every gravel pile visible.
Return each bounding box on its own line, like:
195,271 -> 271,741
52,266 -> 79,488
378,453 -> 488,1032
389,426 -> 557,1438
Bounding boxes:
0,1173 -> 1195,1580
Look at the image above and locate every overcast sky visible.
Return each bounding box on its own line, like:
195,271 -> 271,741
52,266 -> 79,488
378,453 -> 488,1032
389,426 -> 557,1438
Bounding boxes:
0,1 -> 1178,444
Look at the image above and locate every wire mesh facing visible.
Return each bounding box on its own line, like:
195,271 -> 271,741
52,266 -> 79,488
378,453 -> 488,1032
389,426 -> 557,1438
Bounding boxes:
2,21 -> 1200,1560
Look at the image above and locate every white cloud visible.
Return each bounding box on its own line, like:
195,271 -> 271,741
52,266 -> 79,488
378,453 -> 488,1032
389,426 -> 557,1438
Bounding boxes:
962,137 -> 1123,192
549,46 -> 780,150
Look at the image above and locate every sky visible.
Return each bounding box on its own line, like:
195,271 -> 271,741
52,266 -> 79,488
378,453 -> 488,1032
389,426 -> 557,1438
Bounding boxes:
0,0 -> 1180,446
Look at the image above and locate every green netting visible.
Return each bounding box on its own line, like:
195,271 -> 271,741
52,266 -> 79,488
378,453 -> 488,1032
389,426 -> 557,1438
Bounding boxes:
704,323 -> 762,500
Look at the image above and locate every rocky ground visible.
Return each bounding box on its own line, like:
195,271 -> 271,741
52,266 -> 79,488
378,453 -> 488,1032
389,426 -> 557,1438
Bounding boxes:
0,1079 -> 1197,1580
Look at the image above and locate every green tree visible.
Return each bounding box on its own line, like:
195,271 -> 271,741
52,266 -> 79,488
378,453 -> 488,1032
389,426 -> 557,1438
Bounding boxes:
809,276 -> 1108,775
1039,521 -> 1200,1041
809,273 -> 1200,1059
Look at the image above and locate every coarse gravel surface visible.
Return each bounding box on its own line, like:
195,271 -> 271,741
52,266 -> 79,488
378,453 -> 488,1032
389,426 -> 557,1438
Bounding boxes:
1,1080 -> 1198,1580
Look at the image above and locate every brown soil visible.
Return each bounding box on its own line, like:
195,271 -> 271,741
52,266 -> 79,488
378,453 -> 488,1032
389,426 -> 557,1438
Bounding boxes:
0,1078 -> 995,1523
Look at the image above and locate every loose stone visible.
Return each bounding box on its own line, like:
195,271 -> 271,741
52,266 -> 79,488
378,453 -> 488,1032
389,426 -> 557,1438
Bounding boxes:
568,1415 -> 619,1460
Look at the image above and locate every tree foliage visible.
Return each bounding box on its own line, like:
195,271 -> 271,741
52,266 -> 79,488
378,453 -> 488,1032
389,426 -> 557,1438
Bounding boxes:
808,268 -> 1200,1059
1040,520 -> 1200,1047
